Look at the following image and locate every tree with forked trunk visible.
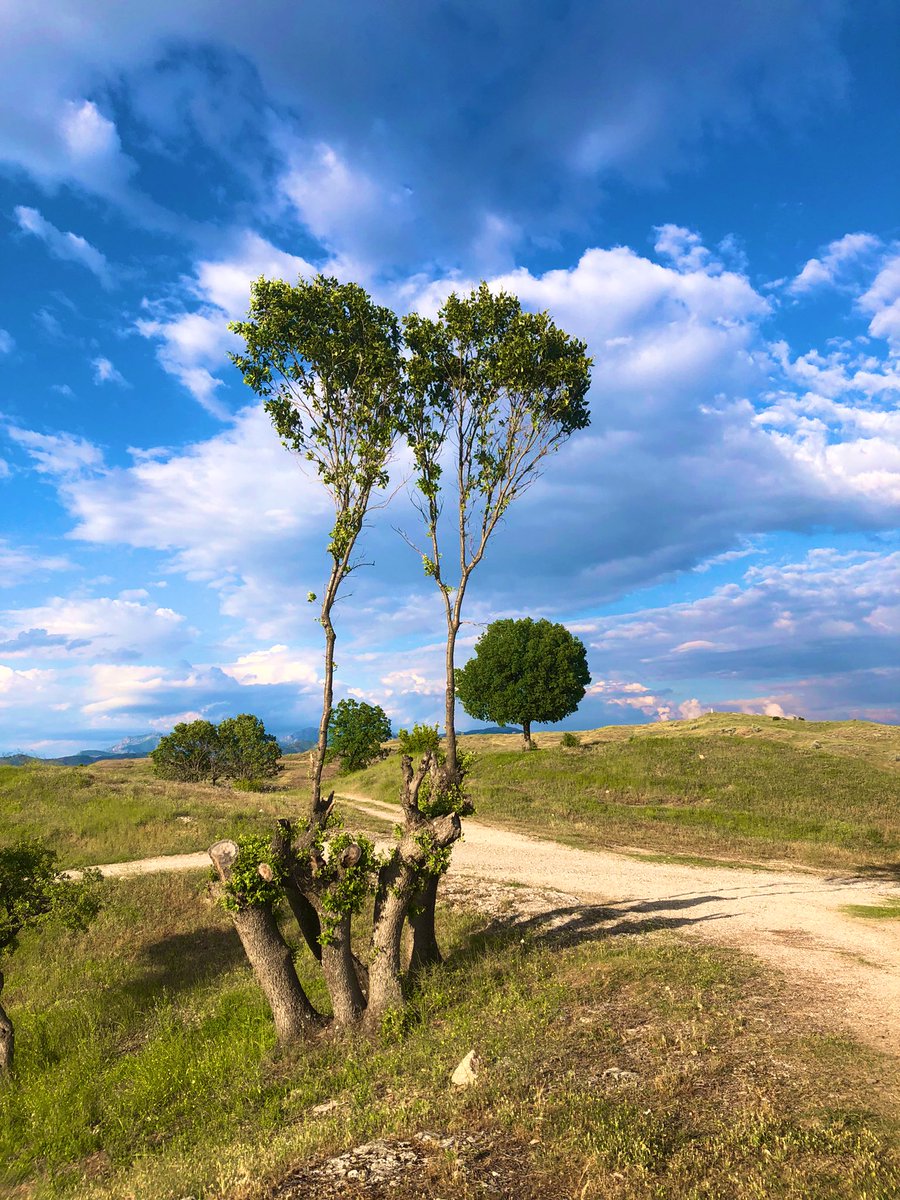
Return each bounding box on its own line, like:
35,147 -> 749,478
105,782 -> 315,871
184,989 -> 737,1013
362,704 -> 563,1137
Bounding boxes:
399,284 -> 592,965
213,276 -> 588,1042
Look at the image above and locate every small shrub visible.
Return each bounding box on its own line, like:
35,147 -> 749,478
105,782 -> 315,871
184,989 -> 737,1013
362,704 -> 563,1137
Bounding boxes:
231,779 -> 266,793
561,731 -> 580,749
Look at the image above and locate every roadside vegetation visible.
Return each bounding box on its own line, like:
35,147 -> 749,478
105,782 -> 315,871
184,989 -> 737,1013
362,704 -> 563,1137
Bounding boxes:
2,868 -> 898,1200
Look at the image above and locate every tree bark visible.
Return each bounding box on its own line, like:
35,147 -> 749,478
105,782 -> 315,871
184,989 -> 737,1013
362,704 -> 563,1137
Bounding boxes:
366,853 -> 415,1029
407,873 -> 442,972
284,881 -> 323,961
0,971 -> 13,1077
209,840 -> 320,1044
522,720 -> 534,751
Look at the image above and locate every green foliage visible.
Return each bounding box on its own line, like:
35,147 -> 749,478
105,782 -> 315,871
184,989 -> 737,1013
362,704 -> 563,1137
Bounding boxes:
229,275 -> 405,564
0,839 -> 101,957
418,749 -> 477,820
402,284 -> 592,580
310,819 -> 380,943
456,618 -> 590,735
150,720 -> 221,783
561,731 -> 581,749
217,713 -> 281,782
327,698 -> 392,772
219,835 -> 285,913
397,723 -> 442,758
150,714 -> 280,785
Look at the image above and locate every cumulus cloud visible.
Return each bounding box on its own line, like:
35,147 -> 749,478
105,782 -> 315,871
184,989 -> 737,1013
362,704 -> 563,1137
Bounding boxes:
13,205 -> 113,286
582,548 -> 900,721
136,230 -> 315,414
788,232 -> 882,295
0,594 -> 191,662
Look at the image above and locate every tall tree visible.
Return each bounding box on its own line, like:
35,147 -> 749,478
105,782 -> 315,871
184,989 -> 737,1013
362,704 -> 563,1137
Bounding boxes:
456,617 -> 591,750
226,275 -> 406,1032
230,275 -> 404,811
401,284 -> 592,962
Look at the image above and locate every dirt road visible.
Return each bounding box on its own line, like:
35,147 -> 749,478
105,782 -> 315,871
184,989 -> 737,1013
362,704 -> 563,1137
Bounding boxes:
85,793 -> 900,1054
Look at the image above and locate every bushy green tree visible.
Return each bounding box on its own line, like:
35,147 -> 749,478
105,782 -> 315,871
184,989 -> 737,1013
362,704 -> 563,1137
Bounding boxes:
151,715 -> 281,784
327,699 -> 392,772
456,618 -> 591,750
150,719 -> 222,783
218,713 -> 281,781
0,840 -> 102,1074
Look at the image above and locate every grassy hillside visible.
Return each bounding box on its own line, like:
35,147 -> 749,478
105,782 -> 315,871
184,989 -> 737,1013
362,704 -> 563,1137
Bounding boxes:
2,870 -> 899,1199
0,755 -> 343,869
346,713 -> 900,871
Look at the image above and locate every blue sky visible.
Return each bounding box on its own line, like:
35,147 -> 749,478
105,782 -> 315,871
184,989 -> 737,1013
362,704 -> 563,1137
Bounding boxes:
1,0 -> 898,754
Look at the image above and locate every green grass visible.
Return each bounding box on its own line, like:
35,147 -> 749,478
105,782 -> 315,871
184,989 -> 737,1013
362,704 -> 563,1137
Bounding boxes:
0,756 -> 367,870
842,899 -> 900,920
346,713 -> 900,870
1,873 -> 899,1199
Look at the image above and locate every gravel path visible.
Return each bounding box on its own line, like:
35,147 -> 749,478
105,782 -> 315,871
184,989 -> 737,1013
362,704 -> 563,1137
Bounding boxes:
81,793 -> 900,1055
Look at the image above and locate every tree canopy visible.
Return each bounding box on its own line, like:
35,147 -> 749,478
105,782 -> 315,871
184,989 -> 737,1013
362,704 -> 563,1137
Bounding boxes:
455,618 -> 591,749
401,283 -> 592,768
229,274 -> 405,808
327,699 -> 392,773
150,715 -> 281,784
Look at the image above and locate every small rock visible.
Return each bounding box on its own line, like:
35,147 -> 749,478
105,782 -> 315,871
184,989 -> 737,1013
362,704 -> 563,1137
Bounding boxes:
311,1098 -> 341,1115
451,1049 -> 480,1088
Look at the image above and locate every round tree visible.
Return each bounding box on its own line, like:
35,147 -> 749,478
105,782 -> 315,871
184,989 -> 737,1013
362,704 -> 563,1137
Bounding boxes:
218,713 -> 281,782
455,618 -> 590,750
327,699 -> 392,772
150,719 -> 222,783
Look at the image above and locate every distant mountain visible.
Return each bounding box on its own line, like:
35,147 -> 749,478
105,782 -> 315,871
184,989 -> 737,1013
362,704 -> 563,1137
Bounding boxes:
104,733 -> 162,756
276,726 -> 320,754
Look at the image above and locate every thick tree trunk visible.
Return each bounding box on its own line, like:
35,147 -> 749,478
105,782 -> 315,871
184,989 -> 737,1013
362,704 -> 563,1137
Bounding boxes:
209,840 -> 320,1044
0,971 -> 13,1077
407,873 -> 442,972
366,855 -> 415,1029
231,903 -> 319,1043
319,911 -> 366,1025
522,720 -> 534,751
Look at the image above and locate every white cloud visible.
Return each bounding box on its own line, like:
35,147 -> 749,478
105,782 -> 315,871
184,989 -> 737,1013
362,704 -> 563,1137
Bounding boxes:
6,426 -> 104,476
0,594 -> 190,660
859,251 -> 900,354
13,205 -> 113,287
0,540 -> 72,587
137,230 -> 315,414
222,644 -> 319,687
788,232 -> 881,295
91,356 -> 129,386
0,329 -> 13,355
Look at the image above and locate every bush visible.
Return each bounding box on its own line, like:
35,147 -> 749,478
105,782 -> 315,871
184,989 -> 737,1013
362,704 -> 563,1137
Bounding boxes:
561,731 -> 581,749
217,714 -> 280,782
397,723 -> 441,758
327,699 -> 392,772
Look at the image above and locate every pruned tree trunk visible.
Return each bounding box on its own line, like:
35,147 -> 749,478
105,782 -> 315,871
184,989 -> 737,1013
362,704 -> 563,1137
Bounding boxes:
368,755 -> 461,1028
0,971 -> 13,1077
209,840 -> 320,1045
407,873 -> 442,972
522,720 -> 534,751
367,852 -> 417,1028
